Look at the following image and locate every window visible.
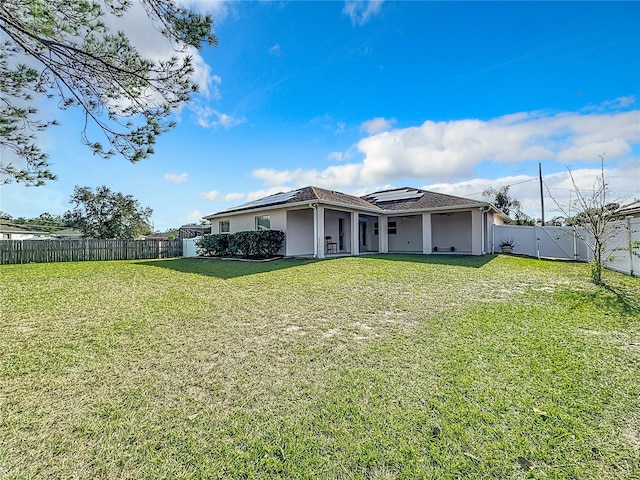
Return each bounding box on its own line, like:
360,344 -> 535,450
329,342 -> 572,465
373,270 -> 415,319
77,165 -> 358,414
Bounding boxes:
373,222 -> 379,235
219,220 -> 230,233
388,221 -> 397,235
255,215 -> 271,231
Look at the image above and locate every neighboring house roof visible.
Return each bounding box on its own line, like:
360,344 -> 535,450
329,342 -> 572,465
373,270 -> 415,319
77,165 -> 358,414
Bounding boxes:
50,228 -> 84,238
0,219 -> 49,236
205,185 -> 496,219
616,200 -> 640,217
362,187 -> 486,211
179,224 -> 211,239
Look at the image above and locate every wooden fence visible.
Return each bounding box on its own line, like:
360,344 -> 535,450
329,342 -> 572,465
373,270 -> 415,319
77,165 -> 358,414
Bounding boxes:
0,239 -> 183,265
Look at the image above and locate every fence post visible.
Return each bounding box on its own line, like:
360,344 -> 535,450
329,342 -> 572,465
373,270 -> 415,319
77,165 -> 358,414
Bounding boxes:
628,217 -> 634,277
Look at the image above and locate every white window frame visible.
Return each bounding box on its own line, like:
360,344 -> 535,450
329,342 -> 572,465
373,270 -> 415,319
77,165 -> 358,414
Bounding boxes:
255,215 -> 271,231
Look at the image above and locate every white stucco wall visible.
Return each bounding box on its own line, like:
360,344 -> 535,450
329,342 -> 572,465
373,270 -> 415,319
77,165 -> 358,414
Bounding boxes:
213,209 -> 287,234
431,211 -> 472,252
388,215 -> 422,252
286,209 -> 314,256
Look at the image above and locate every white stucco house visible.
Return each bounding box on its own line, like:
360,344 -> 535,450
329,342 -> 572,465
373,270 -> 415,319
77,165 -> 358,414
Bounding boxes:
0,219 -> 50,240
203,186 -> 507,258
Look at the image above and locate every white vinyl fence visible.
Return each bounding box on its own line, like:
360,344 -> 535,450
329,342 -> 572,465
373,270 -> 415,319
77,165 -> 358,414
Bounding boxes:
183,237 -> 201,257
494,218 -> 640,277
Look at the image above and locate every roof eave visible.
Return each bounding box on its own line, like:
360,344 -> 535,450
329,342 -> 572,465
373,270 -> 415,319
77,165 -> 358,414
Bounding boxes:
203,198 -> 384,220
383,203 -> 492,215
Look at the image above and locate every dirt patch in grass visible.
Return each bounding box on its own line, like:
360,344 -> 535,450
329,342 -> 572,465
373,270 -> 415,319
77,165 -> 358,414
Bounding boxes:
623,409 -> 640,450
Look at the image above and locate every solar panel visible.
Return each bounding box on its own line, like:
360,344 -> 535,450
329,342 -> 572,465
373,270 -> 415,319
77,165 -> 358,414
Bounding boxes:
366,189 -> 424,203
219,189 -> 298,212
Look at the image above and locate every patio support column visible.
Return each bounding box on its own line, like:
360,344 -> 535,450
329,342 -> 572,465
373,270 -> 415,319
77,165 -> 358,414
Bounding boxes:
422,213 -> 432,254
351,212 -> 359,256
471,209 -> 482,255
316,206 -> 325,259
379,216 -> 388,253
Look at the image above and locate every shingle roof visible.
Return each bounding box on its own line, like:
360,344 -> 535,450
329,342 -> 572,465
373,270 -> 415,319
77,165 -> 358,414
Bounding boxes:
207,185 -> 486,217
0,219 -> 48,234
362,187 -> 486,210
616,200 -> 640,217
310,186 -> 383,210
209,186 -> 382,216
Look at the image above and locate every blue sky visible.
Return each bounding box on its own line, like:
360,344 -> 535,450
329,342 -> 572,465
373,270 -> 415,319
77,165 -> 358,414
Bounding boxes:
2,1 -> 639,230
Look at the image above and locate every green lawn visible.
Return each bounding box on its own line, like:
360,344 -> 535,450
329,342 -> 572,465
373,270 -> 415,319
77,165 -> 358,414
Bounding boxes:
1,255 -> 639,479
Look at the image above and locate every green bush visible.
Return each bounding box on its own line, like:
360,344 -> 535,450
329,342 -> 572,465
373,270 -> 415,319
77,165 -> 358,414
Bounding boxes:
196,231 -> 285,259
195,234 -> 230,256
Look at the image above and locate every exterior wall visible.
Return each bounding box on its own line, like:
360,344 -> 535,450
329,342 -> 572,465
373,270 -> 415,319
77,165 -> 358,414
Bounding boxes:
431,211 -> 472,252
0,232 -> 49,240
388,215 -> 422,252
286,209 -> 314,256
208,204 -> 499,257
213,209 -> 287,234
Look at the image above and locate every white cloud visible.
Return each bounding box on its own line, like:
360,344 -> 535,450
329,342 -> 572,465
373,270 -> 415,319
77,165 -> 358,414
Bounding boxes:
424,161 -> 640,219
252,163 -> 365,190
250,108 -> 640,188
583,95 -> 637,113
360,117 -> 396,135
181,210 -> 205,222
246,186 -> 293,202
269,44 -> 282,56
199,190 -> 245,201
103,2 -> 216,103
193,105 -> 246,129
183,1 -> 232,24
164,172 -> 188,184
328,151 -> 344,161
343,0 -> 384,26
206,74 -> 223,101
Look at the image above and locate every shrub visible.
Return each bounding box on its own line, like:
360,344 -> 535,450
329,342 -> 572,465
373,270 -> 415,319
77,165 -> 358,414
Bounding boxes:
196,234 -> 230,256
196,230 -> 285,259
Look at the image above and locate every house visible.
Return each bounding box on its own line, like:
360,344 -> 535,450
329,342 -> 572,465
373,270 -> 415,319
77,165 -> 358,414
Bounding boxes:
615,200 -> 640,218
204,186 -> 507,258
0,219 -> 50,240
50,227 -> 84,239
178,224 -> 211,240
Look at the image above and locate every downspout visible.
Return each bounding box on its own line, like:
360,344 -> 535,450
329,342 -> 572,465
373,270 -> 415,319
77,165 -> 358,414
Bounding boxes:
491,213 -> 496,254
480,206 -> 491,255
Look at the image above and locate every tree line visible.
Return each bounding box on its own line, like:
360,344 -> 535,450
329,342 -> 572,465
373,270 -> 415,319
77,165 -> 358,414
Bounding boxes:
2,185 -> 153,239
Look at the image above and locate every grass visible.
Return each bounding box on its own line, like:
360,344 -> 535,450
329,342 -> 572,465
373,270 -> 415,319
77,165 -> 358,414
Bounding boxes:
1,254 -> 639,479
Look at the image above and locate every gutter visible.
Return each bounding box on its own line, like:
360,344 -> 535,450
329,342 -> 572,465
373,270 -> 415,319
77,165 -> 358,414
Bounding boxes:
205,200 -> 496,220
204,199 -> 384,220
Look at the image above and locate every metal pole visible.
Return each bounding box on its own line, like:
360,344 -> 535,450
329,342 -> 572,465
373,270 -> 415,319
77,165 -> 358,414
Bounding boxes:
539,162 -> 545,226
628,217 -> 634,276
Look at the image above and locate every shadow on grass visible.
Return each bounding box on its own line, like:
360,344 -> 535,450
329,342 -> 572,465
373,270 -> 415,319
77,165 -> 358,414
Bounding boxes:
602,282 -> 640,318
364,253 -> 497,269
134,257 -> 318,280
557,281 -> 640,324
135,253 -> 497,280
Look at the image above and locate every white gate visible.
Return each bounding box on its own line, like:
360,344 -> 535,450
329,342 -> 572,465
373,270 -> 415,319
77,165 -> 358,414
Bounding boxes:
494,220 -> 639,277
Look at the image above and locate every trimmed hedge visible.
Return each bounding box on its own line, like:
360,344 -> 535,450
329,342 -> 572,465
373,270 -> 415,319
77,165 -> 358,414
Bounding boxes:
196,230 -> 286,259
